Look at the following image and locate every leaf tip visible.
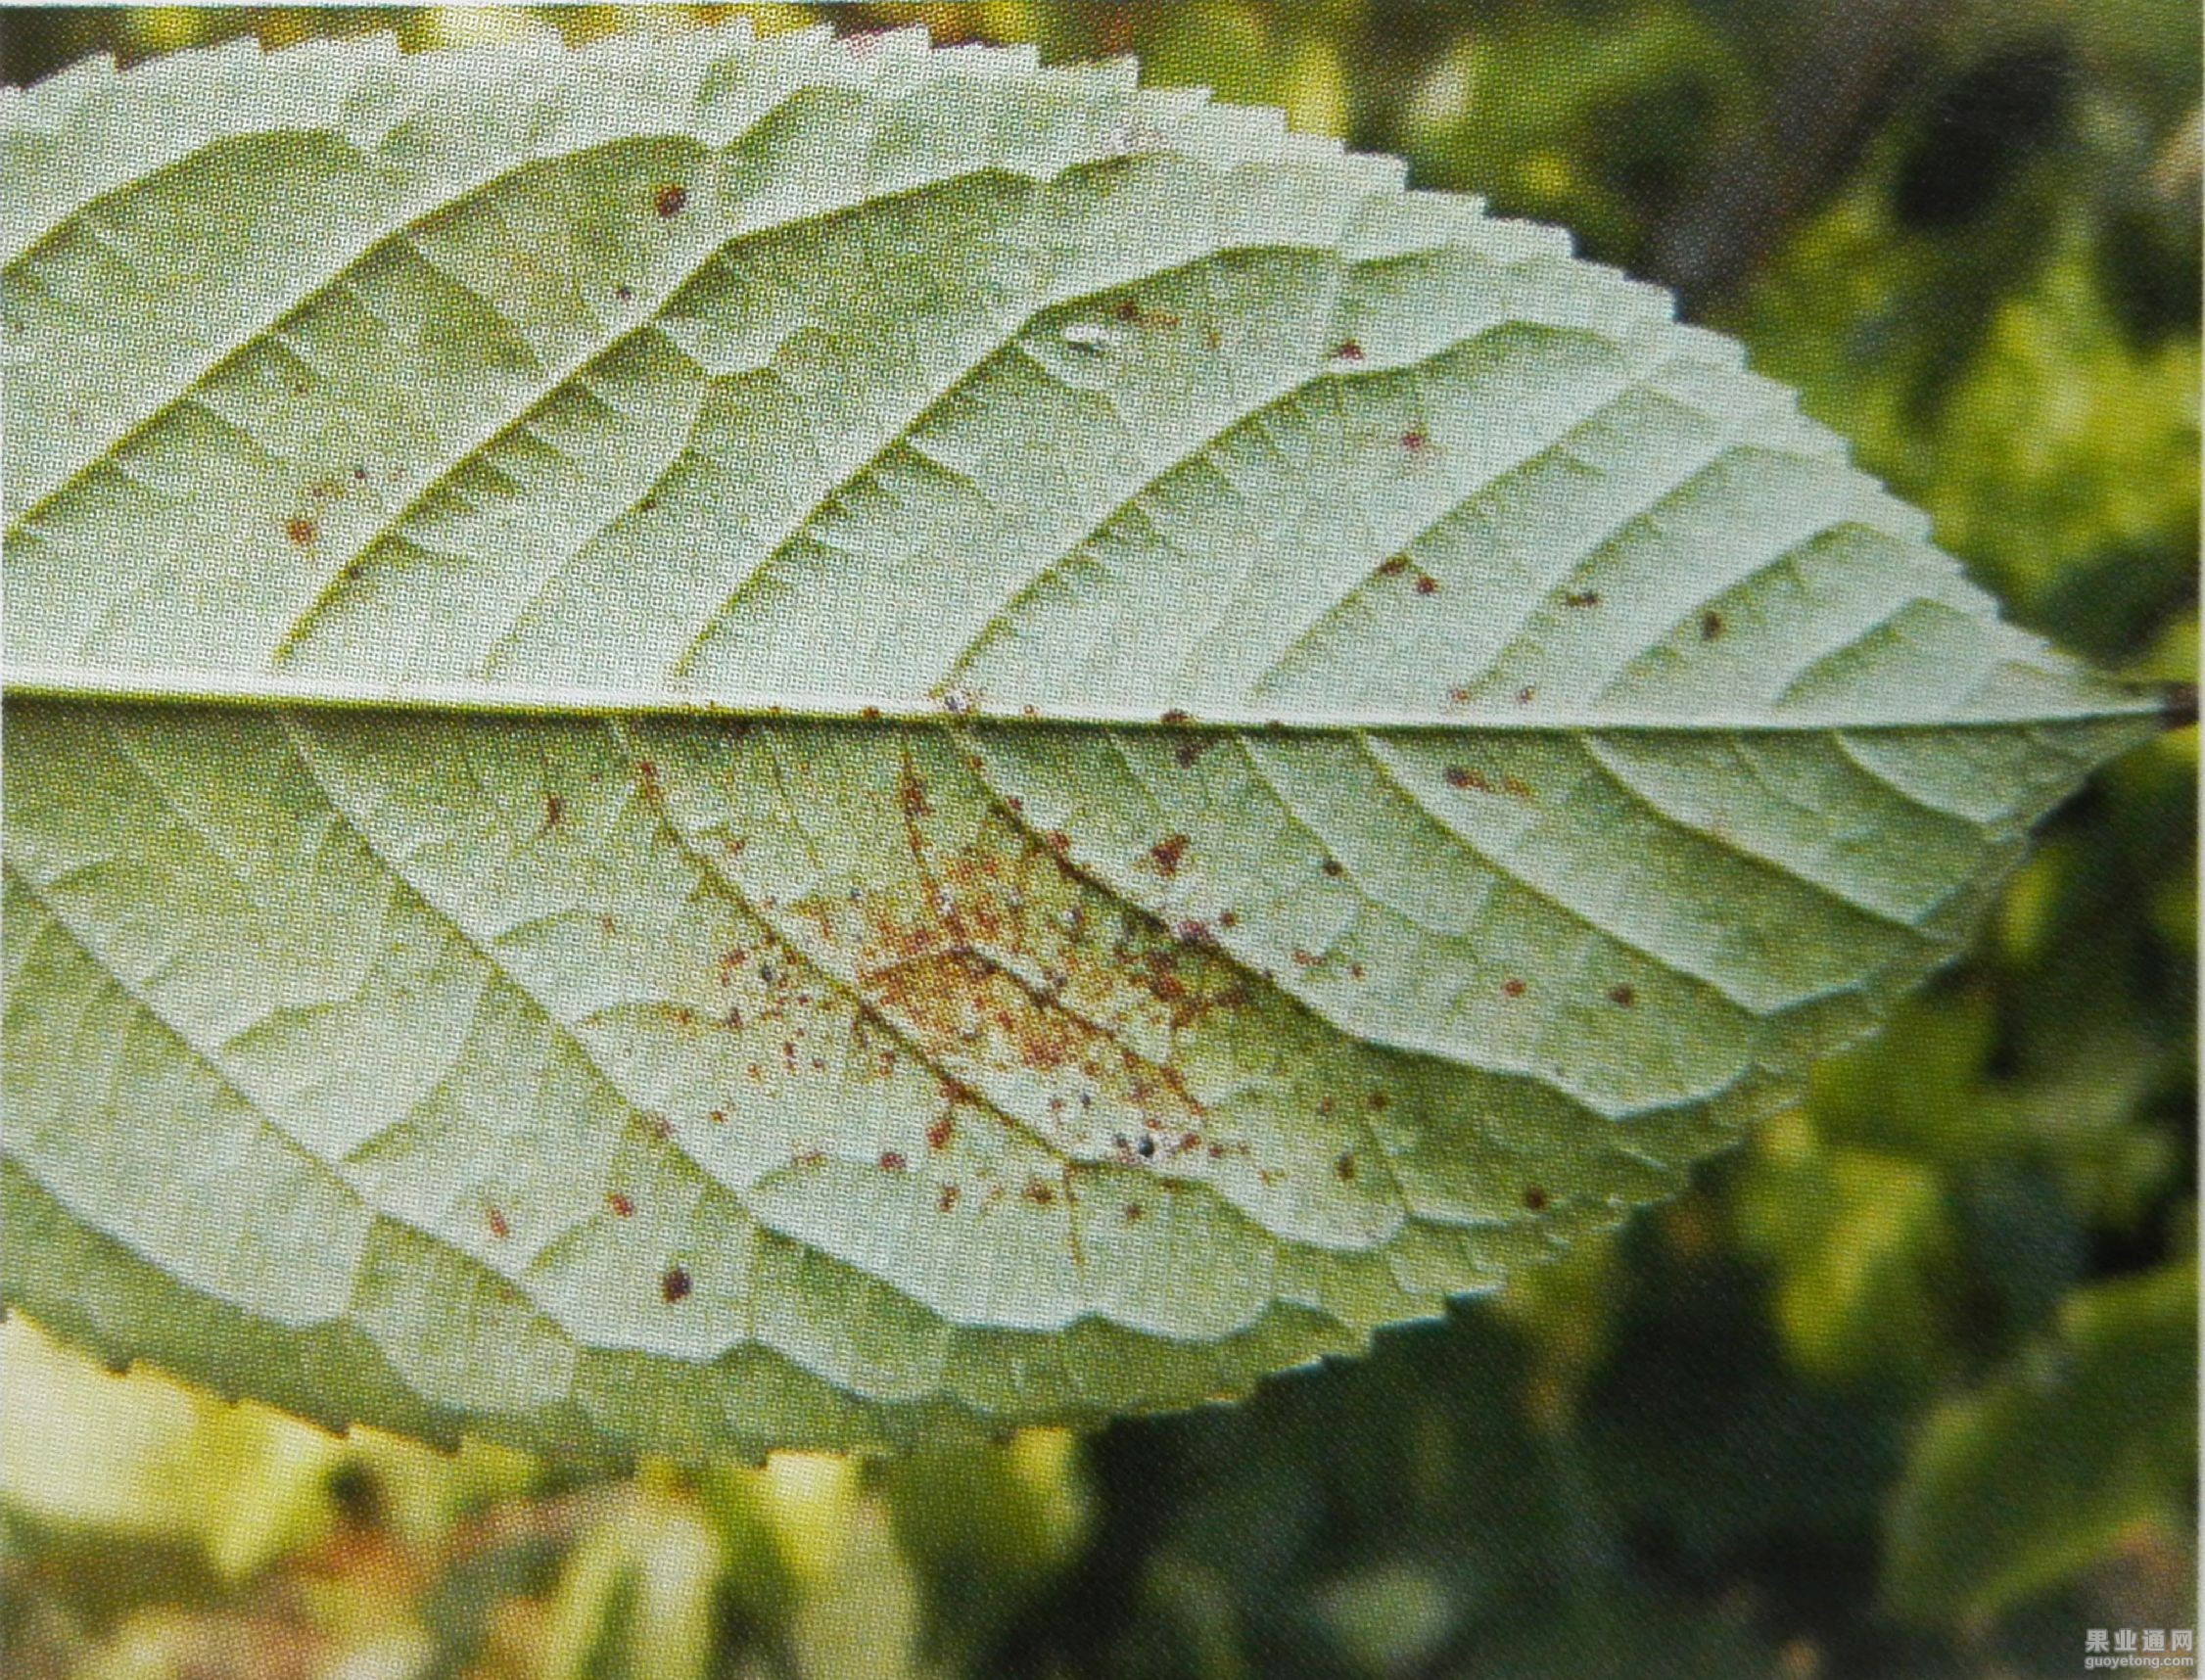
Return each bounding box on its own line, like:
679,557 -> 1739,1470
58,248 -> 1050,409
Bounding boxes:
2161,681 -> 2197,732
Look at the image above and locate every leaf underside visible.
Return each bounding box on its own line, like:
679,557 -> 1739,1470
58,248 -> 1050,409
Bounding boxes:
0,24 -> 2156,1460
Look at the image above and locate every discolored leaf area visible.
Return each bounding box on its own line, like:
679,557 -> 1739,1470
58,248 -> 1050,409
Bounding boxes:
0,23 -> 2164,1460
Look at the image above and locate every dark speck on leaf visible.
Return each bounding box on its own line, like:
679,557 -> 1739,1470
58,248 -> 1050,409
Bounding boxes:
1701,610 -> 1725,640
1321,859 -> 1344,877
880,1150 -> 908,1172
1564,589 -> 1603,608
653,182 -> 688,217
1523,1187 -> 1549,1212
661,1265 -> 692,1302
1609,983 -> 1638,1007
285,516 -> 316,547
1160,708 -> 1192,724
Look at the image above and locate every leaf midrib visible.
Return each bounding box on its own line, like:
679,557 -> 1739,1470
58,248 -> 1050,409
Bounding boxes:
3,672 -> 2160,731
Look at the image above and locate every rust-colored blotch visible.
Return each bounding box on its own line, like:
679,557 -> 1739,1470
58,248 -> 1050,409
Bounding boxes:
653,182 -> 688,217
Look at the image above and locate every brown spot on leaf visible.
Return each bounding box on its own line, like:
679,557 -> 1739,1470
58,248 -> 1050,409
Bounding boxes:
897,766 -> 934,819
1523,1187 -> 1549,1212
1564,589 -> 1603,608
1113,298 -> 1182,329
653,182 -> 688,217
880,1150 -> 908,1172
1023,1178 -> 1056,1205
1124,1202 -> 1146,1222
926,1114 -> 955,1152
486,1206 -> 509,1239
1701,610 -> 1725,640
1160,708 -> 1192,725
938,1184 -> 961,1213
285,516 -> 317,547
1414,574 -> 1438,595
1500,776 -> 1534,801
607,1191 -> 634,1218
1379,555 -> 1411,577
1444,766 -> 1491,792
1515,685 -> 1537,705
661,1265 -> 692,1302
1149,833 -> 1190,876
1608,983 -> 1637,1007
1321,859 -> 1344,877
1336,1151 -> 1358,1181
1502,977 -> 1527,998
1333,339 -> 1365,362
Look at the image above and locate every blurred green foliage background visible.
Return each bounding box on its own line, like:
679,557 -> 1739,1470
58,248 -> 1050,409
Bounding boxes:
1,4 -> 2196,1676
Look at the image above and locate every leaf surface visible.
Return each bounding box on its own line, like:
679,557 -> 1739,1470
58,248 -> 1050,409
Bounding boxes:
0,24 -> 2159,1458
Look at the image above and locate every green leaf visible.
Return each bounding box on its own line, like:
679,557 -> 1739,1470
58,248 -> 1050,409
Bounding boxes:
1885,1259 -> 2199,1621
0,23 -> 2162,1459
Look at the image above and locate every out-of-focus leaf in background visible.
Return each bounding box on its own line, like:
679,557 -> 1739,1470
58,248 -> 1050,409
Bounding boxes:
1,5 -> 2192,1677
